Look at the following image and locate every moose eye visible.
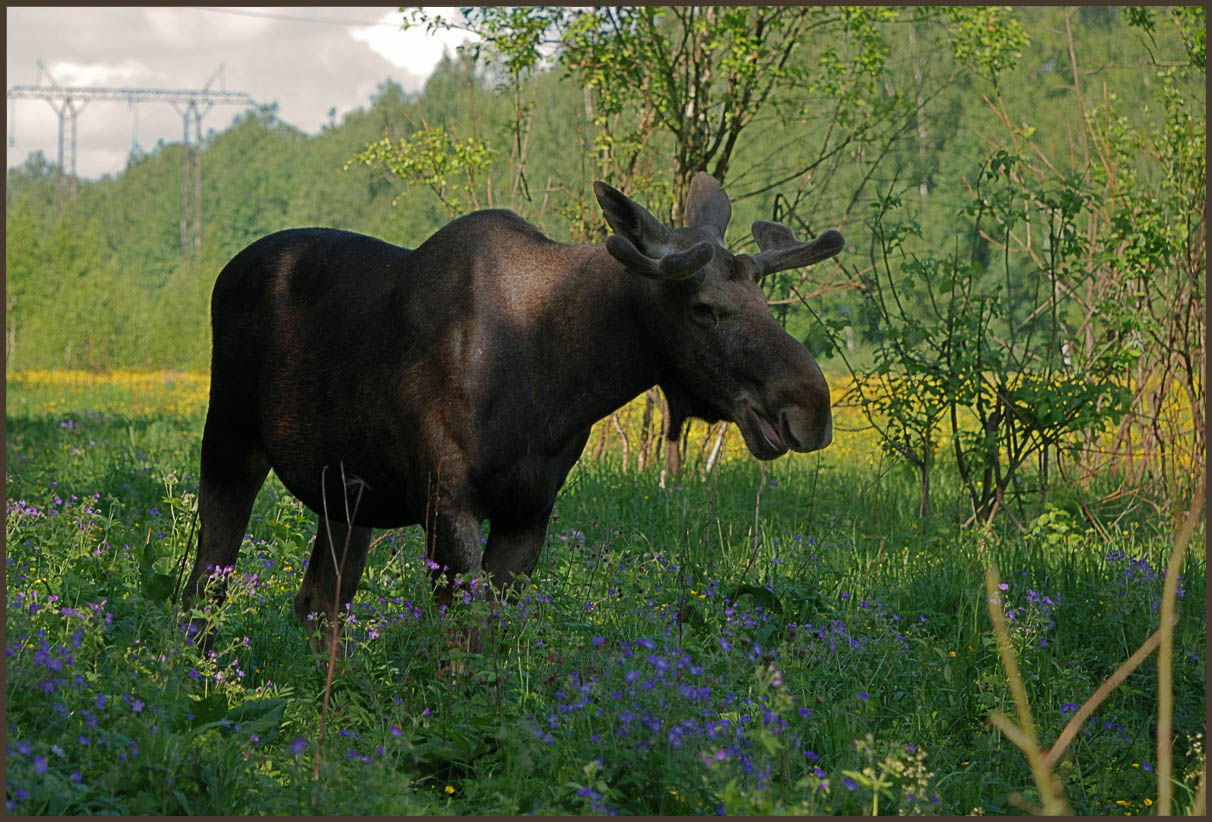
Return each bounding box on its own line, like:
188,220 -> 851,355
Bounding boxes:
690,302 -> 718,325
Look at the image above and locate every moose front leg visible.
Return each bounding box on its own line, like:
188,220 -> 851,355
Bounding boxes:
422,508 -> 490,662
294,517 -> 373,657
482,509 -> 553,597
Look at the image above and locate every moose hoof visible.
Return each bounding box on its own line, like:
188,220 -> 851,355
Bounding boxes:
304,623 -> 351,661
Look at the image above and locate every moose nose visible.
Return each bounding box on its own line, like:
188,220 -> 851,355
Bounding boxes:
811,414 -> 833,451
782,407 -> 833,453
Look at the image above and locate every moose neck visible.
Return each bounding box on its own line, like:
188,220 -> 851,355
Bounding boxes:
515,244 -> 664,441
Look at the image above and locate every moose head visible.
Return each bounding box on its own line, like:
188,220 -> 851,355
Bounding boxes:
594,172 -> 841,459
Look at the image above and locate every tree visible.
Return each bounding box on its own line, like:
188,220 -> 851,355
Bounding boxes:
412,7 -> 898,219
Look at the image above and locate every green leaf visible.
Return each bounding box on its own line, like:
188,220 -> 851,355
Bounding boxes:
733,584 -> 783,614
144,572 -> 177,603
223,698 -> 287,744
759,733 -> 784,755
188,691 -> 229,729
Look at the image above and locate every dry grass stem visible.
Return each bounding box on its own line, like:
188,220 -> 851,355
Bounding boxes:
1042,627 -> 1163,770
312,463 -> 365,793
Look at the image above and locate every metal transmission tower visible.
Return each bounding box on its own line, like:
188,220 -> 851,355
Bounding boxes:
7,64 -> 254,258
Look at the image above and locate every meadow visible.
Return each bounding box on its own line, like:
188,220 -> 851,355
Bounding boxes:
5,370 -> 1205,815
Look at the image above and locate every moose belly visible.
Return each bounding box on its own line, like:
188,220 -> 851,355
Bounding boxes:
261,412 -> 424,529
258,393 -> 592,530
470,429 -> 592,526
269,454 -> 418,528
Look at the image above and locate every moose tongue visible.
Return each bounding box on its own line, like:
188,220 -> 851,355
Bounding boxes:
756,413 -> 783,452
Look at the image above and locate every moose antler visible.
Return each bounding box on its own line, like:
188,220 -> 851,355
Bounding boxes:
684,172 -> 731,242
751,220 -> 844,280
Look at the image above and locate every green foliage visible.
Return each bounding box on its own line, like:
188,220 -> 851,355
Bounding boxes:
941,6 -> 1029,87
1125,5 -> 1205,69
348,127 -> 498,216
850,153 -> 1135,524
4,197 -> 141,370
413,6 -> 563,81
1171,6 -> 1206,69
819,6 -> 1204,520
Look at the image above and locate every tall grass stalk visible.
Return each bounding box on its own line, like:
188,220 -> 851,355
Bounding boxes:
313,462 -> 364,792
1157,473 -> 1205,815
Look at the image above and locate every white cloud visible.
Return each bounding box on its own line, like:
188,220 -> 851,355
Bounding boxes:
349,8 -> 478,75
41,59 -> 144,88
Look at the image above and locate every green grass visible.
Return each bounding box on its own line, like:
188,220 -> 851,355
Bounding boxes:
4,376 -> 1205,815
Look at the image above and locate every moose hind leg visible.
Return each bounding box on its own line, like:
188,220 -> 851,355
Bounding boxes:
183,425 -> 269,649
294,517 -> 373,657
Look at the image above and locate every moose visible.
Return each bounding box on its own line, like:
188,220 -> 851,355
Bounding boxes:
183,172 -> 842,652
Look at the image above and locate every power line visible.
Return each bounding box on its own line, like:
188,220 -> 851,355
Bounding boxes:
7,85 -> 255,106
196,6 -> 403,28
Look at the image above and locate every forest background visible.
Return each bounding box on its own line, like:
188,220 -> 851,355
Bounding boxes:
7,4 -> 1203,509
3,6 -> 1199,367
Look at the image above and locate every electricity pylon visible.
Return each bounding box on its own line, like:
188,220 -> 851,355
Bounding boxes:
7,63 -> 255,257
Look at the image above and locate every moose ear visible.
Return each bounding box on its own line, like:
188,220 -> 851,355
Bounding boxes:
593,181 -> 673,258
596,180 -> 712,284
684,172 -> 731,242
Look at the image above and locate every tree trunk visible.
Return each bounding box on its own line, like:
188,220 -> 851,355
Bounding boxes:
659,429 -> 682,489
611,412 -> 630,472
702,421 -> 729,476
591,414 -> 609,460
636,389 -> 656,472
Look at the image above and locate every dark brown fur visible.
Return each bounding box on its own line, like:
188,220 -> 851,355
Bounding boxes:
183,174 -> 842,652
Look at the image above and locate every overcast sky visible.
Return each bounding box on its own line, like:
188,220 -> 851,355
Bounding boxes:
5,6 -> 477,180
